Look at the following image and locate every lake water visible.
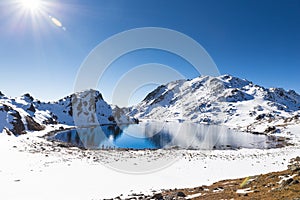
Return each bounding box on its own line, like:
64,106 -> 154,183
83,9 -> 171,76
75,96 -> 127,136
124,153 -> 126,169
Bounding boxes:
49,122 -> 283,150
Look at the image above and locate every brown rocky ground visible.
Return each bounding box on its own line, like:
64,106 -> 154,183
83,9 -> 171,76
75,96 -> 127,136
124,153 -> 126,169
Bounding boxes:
156,157 -> 300,200
118,157 -> 300,200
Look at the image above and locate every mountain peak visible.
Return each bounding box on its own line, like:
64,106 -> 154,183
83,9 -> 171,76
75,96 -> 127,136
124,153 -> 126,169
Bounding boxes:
129,74 -> 300,133
20,93 -> 34,102
1,75 -> 299,135
74,89 -> 104,101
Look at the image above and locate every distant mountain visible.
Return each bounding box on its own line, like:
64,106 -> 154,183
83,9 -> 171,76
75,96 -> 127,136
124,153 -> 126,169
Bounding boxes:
0,89 -> 135,135
128,75 -> 300,134
1,75 -> 299,136
0,93 -> 47,135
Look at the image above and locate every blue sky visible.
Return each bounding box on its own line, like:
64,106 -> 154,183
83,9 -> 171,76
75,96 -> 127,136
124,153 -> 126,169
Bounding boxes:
0,0 -> 299,105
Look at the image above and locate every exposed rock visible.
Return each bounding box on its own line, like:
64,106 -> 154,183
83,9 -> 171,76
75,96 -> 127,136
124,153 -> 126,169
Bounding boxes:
288,157 -> 300,172
265,126 -> 277,133
27,103 -> 36,113
22,93 -> 34,102
3,128 -> 12,136
130,157 -> 300,200
256,114 -> 266,120
281,178 -> 294,188
43,117 -> 58,125
0,102 -> 50,135
129,75 -> 300,134
152,193 -> 163,200
291,180 -> 300,185
10,111 -> 26,135
112,106 -> 138,124
176,191 -> 186,197
220,88 -> 254,102
25,116 -> 45,131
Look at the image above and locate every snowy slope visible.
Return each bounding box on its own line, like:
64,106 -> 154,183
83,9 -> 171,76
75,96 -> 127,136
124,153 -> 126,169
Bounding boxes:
129,75 -> 300,134
0,93 -> 47,135
36,89 -> 136,126
0,89 -> 135,135
1,75 -> 299,135
35,89 -> 116,126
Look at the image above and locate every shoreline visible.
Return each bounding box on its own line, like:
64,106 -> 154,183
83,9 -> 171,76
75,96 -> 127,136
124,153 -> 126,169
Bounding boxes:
129,156 -> 300,200
42,121 -> 294,151
0,122 -> 299,199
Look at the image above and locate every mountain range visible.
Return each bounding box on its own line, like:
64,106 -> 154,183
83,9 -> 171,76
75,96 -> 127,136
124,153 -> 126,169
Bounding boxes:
0,75 -> 299,135
128,74 -> 300,134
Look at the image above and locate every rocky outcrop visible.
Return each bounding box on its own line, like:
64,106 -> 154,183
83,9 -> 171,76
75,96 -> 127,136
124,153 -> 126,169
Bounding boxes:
0,89 -> 138,135
128,74 -> 300,133
1,74 -> 299,135
10,110 -> 26,135
0,103 -> 45,135
25,116 -> 45,131
124,157 -> 300,200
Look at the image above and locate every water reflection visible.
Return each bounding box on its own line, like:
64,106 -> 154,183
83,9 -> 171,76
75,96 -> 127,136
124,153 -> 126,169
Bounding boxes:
49,122 -> 283,150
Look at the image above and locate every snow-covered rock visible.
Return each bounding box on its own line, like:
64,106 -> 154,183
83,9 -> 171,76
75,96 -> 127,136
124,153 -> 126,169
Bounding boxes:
35,89 -> 116,126
0,89 -> 136,135
128,75 -> 300,134
1,74 -> 299,135
0,98 -> 45,136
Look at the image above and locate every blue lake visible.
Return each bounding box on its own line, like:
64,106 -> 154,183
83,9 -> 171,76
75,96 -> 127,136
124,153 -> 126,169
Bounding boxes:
49,122 -> 283,150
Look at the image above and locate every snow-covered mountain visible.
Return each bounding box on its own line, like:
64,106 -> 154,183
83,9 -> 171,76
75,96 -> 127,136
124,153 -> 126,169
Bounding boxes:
35,89 -> 116,126
1,75 -> 299,135
0,89 -> 135,135
128,75 -> 300,134
0,93 -> 51,135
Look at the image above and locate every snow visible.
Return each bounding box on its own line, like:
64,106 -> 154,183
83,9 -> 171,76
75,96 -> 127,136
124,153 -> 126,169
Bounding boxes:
0,125 -> 299,199
0,74 -> 300,199
186,193 -> 202,199
129,74 -> 300,134
278,174 -> 297,185
236,188 -> 254,194
0,89 -> 136,135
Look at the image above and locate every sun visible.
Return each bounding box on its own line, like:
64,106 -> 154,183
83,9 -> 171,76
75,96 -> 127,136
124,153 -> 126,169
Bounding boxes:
20,0 -> 42,11
16,0 -> 67,31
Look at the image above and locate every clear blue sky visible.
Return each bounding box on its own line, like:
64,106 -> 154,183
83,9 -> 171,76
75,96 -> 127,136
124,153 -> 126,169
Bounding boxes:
0,0 -> 299,104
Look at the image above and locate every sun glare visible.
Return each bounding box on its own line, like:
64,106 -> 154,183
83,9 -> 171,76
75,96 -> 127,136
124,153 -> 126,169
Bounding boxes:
20,0 -> 41,11
16,0 -> 67,31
